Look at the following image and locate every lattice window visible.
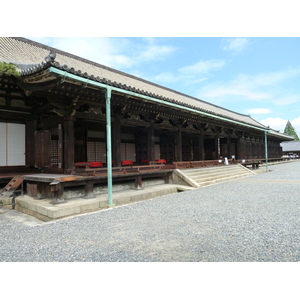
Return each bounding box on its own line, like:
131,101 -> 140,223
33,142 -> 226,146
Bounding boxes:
51,140 -> 58,166
87,141 -> 106,162
121,143 -> 136,162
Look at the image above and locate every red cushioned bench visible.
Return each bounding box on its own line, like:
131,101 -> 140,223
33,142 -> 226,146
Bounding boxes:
141,159 -> 150,164
155,159 -> 166,164
75,161 -> 103,168
73,161 -> 103,176
121,160 -> 133,166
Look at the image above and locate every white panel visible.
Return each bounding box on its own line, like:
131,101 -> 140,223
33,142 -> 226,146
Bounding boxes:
0,122 -> 6,166
7,123 -> 25,166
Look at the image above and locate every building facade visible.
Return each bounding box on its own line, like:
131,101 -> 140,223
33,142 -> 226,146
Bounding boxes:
0,37 -> 293,175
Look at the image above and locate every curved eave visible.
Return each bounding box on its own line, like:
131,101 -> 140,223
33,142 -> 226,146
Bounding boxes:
19,63 -> 270,132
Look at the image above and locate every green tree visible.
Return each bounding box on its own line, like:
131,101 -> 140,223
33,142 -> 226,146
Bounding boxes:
284,120 -> 299,140
0,62 -> 20,77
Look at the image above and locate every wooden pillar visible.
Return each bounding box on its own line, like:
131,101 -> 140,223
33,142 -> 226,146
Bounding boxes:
227,135 -> 231,158
25,120 -> 37,167
148,121 -> 155,161
245,137 -> 251,158
199,130 -> 205,160
236,138 -> 241,160
63,118 -> 75,172
74,122 -> 85,164
58,124 -> 63,169
215,134 -> 219,159
175,127 -> 182,162
113,115 -> 121,167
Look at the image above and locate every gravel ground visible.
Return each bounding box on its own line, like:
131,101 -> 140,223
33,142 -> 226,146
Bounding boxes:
1,161 -> 299,262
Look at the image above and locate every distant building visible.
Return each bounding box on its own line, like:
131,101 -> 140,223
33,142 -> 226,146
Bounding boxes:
280,141 -> 300,158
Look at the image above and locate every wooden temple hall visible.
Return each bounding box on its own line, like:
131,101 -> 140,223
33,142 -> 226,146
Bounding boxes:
0,37 -> 293,211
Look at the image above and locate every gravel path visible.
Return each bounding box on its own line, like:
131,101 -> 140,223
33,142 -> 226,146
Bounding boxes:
1,161 -> 299,262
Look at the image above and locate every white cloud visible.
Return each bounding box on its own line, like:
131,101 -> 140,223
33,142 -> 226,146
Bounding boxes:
28,37 -> 177,70
222,38 -> 249,53
249,68 -> 300,86
153,59 -> 225,85
179,59 -> 226,74
198,82 -> 271,102
137,44 -> 177,62
274,95 -> 300,106
290,116 -> 300,137
154,71 -> 180,84
260,117 -> 288,132
245,108 -> 272,115
259,117 -> 300,136
197,67 -> 300,104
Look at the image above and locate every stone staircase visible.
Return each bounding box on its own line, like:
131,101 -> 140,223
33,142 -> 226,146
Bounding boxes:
173,164 -> 256,188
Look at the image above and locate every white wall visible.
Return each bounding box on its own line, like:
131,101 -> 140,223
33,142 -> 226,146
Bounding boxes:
0,122 -> 25,166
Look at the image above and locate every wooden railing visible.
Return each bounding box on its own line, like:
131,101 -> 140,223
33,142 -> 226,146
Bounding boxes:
72,163 -> 169,176
173,160 -> 234,169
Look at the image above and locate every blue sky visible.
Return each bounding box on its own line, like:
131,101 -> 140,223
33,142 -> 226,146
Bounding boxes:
28,37 -> 300,135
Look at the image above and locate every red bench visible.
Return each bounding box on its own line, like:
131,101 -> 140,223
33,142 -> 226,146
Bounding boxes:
155,159 -> 166,164
73,161 -> 103,176
75,161 -> 103,168
121,160 -> 133,166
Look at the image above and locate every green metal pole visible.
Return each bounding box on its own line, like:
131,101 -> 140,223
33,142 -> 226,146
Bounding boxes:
264,130 -> 269,172
105,87 -> 113,206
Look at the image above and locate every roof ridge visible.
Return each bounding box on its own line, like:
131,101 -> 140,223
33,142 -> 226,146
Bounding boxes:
4,37 -> 270,131
12,38 -> 259,118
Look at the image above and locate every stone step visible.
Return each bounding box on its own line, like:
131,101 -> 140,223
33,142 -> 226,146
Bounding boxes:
178,164 -> 254,188
199,173 -> 252,186
188,167 -> 249,176
192,170 -> 251,183
182,165 -> 242,175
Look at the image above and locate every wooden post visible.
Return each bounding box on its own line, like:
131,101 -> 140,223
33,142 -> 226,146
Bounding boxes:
227,135 -> 231,158
199,130 -> 204,160
148,121 -> 155,161
58,124 -> 63,169
134,175 -> 142,189
175,126 -> 182,162
113,115 -> 121,167
215,134 -> 220,160
25,120 -> 37,167
63,118 -> 75,173
84,182 -> 94,198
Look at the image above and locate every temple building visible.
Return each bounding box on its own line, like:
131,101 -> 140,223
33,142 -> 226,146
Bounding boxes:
0,37 -> 294,216
0,37 -> 292,172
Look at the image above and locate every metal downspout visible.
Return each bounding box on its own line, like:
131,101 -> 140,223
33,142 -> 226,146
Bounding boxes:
105,87 -> 113,206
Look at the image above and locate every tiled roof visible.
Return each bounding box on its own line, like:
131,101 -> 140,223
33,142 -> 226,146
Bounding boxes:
0,37 -> 293,140
281,141 -> 300,151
